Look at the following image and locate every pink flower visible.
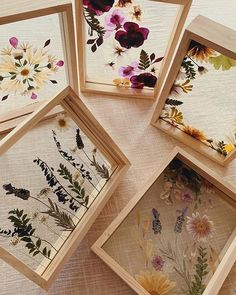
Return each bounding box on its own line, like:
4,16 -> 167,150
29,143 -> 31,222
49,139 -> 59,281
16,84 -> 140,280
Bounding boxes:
180,189 -> 194,203
56,60 -> 64,67
186,212 -> 214,243
115,22 -> 149,49
9,37 -> 18,49
118,61 -> 140,78
31,92 -> 38,100
105,9 -> 126,31
151,255 -> 165,271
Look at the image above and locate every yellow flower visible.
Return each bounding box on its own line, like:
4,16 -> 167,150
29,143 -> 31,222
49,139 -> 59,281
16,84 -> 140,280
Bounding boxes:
113,78 -> 130,87
55,113 -> 70,132
182,125 -> 207,142
180,80 -> 193,93
224,143 -> 234,154
135,271 -> 176,295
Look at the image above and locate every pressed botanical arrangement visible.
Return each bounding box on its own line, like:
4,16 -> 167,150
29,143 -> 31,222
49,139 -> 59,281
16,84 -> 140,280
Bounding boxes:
0,36 -> 64,102
101,157 -> 236,295
0,113 -> 115,272
159,41 -> 236,157
81,0 -> 181,91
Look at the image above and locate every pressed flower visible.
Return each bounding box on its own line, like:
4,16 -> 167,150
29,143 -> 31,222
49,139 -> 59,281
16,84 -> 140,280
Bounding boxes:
105,9 -> 126,32
151,255 -> 165,271
182,125 -> 207,141
188,40 -> 216,62
10,236 -> 20,246
130,5 -> 142,21
118,61 -> 140,78
37,187 -> 51,197
56,114 -> 70,132
198,66 -> 208,75
3,183 -> 30,200
113,77 -> 130,87
0,38 -> 63,100
0,47 -> 12,56
180,189 -> 194,203
131,73 -> 157,89
135,271 -> 176,295
186,212 -> 214,242
113,44 -> 127,57
224,143 -> 234,153
83,0 -> 115,15
115,22 -> 149,49
115,0 -> 132,7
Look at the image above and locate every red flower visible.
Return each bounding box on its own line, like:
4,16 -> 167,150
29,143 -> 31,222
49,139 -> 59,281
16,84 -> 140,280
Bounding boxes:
115,22 -> 149,49
130,73 -> 157,89
83,0 -> 114,15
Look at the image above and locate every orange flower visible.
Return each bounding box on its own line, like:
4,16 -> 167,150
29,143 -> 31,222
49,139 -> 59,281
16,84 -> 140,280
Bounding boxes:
188,41 -> 216,62
182,125 -> 207,141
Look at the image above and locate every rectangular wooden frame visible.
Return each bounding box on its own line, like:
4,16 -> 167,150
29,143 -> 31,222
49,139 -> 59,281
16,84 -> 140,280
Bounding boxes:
75,0 -> 192,100
151,15 -> 236,165
92,147 -> 236,295
0,0 -> 78,124
0,86 -> 130,290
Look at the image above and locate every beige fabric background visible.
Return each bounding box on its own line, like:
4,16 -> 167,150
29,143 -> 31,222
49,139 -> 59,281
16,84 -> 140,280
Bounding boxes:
0,0 -> 236,294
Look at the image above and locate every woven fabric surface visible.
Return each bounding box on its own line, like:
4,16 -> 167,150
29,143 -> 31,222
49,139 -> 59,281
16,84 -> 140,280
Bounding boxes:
0,0 -> 236,294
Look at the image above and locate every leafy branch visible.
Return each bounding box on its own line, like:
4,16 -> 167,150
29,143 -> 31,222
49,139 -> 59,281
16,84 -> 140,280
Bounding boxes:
83,7 -> 105,52
182,57 -> 197,80
8,209 -> 53,260
139,50 -> 163,70
58,163 -> 90,207
42,198 -> 75,231
91,155 -> 109,179
188,246 -> 208,295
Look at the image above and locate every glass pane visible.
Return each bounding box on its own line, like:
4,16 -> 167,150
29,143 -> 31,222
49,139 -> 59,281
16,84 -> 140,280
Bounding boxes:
0,110 -> 116,273
103,157 -> 236,295
0,14 -> 67,116
159,40 -> 236,157
83,0 -> 179,93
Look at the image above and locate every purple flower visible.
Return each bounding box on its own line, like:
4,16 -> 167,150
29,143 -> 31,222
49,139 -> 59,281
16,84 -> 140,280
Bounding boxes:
56,60 -> 64,67
9,37 -> 18,49
115,22 -> 149,49
83,0 -> 114,15
105,9 -> 125,31
130,73 -> 157,89
118,61 -> 140,78
151,255 -> 165,271
181,189 -> 194,203
31,92 -> 38,100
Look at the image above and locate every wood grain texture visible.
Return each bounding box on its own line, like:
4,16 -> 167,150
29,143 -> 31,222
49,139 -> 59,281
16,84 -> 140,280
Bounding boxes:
0,0 -> 236,294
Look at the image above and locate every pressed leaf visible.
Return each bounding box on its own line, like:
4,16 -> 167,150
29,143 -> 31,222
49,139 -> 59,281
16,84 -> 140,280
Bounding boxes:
209,54 -> 236,70
138,49 -> 150,70
44,39 -> 51,48
1,95 -> 8,101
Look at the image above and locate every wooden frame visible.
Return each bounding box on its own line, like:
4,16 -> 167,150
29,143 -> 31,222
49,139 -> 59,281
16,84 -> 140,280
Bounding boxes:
75,0 -> 192,100
0,86 -> 130,290
151,15 -> 236,165
92,147 -> 236,295
0,0 -> 78,124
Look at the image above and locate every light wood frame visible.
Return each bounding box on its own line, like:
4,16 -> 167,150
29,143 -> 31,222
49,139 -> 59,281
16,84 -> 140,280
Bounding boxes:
151,15 -> 236,166
75,0 -> 192,100
92,147 -> 236,295
0,0 -> 78,123
0,86 -> 130,290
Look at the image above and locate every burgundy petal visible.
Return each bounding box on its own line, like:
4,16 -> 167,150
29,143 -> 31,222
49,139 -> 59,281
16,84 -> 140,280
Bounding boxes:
123,22 -> 139,32
139,27 -> 149,40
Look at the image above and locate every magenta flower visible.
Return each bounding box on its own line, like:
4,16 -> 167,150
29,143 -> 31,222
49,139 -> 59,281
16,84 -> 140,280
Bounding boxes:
31,92 -> 38,100
115,22 -> 149,49
181,189 -> 194,203
151,255 -> 165,271
130,73 -> 157,89
9,37 -> 18,49
83,0 -> 114,15
118,61 -> 140,78
56,60 -> 64,67
105,9 -> 126,31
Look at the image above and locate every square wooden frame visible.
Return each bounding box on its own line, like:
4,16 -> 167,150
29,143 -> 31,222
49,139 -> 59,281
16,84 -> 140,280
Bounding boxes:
151,15 -> 236,166
0,86 -> 130,290
0,0 -> 78,124
92,147 -> 236,295
76,0 -> 192,100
